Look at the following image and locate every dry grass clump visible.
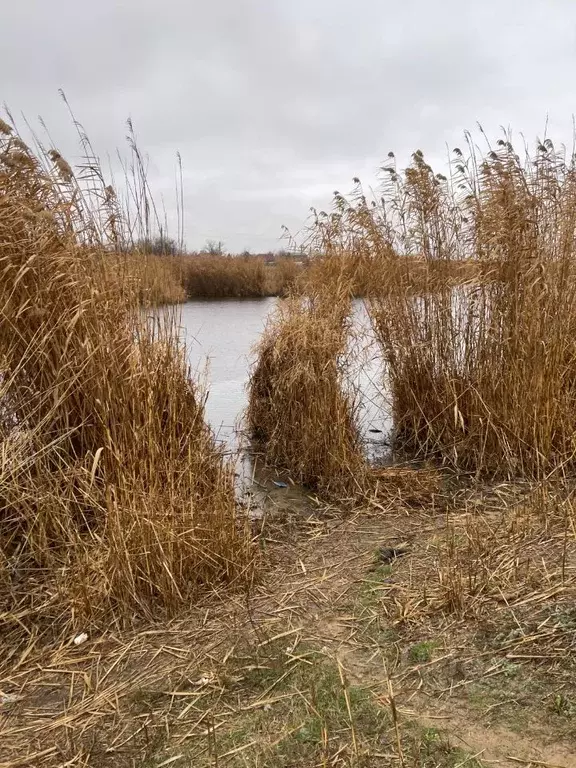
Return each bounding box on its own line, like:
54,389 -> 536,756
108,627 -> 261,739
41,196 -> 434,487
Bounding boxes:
247,279 -> 368,499
432,486 -> 576,619
304,252 -> 486,298
310,135 -> 576,477
180,253 -> 268,298
0,122 -> 252,631
128,252 -> 186,304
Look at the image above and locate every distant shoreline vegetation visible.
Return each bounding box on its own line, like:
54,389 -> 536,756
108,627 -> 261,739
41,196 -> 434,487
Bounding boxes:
131,244 -> 488,305
130,242 -> 306,303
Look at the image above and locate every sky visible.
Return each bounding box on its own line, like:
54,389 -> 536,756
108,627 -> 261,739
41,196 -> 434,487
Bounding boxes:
2,0 -> 576,252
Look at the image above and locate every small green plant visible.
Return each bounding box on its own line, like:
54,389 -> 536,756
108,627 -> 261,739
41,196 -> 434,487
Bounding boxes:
408,641 -> 436,664
554,606 -> 576,630
421,726 -> 442,746
552,693 -> 575,717
488,658 -> 520,679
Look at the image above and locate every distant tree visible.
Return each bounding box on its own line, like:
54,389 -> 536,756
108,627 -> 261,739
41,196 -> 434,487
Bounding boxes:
202,239 -> 226,256
135,235 -> 178,256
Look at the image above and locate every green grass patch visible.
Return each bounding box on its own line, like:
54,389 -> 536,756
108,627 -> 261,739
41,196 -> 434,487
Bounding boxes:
408,641 -> 436,664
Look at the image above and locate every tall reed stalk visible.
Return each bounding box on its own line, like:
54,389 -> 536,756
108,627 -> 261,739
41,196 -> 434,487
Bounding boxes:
310,134 -> 576,477
0,118 -> 252,627
247,276 -> 367,499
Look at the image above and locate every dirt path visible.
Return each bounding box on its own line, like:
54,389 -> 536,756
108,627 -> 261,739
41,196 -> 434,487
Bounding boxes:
268,506 -> 576,768
2,492 -> 576,766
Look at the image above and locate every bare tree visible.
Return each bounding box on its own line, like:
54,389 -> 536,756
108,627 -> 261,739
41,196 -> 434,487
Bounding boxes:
202,239 -> 226,256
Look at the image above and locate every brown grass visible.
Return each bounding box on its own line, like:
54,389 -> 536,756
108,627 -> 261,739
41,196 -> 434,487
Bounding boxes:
247,276 -> 368,499
307,135 -> 576,478
178,254 -> 268,298
0,120 -> 253,637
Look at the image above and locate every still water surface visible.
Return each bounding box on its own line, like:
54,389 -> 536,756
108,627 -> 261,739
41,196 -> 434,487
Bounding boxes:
171,298 -> 392,462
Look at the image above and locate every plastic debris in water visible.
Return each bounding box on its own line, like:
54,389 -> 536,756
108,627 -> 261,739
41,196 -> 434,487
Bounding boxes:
368,428 -> 383,434
73,632 -> 88,646
273,480 -> 288,488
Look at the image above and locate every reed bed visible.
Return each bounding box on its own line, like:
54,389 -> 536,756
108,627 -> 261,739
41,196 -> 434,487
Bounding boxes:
107,254 -> 304,305
0,120 -> 253,634
307,136 -> 576,478
267,255 -> 304,296
179,253 -> 269,298
130,252 -> 186,304
247,269 -> 440,503
304,252 -> 487,298
247,276 -> 368,499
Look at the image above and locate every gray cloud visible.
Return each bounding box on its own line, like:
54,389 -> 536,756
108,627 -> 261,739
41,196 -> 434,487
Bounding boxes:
2,0 -> 576,251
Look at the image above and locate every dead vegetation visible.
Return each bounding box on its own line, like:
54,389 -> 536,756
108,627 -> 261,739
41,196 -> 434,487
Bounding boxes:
0,117 -> 254,652
307,136 -> 576,476
179,253 -> 269,299
247,275 -> 368,499
4,114 -> 576,766
130,252 -> 187,304
125,254 -> 304,304
3,485 -> 576,767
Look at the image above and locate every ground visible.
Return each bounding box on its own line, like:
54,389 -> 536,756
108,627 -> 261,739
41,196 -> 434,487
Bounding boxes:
2,479 -> 576,767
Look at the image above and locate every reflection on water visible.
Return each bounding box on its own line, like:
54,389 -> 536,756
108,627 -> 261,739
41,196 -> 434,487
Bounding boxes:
347,301 -> 393,464
167,298 -> 392,469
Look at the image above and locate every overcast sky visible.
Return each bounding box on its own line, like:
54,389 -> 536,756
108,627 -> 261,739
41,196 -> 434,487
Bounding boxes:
2,0 -> 576,252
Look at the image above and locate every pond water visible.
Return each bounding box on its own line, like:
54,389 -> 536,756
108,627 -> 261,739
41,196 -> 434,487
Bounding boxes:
166,298 -> 392,465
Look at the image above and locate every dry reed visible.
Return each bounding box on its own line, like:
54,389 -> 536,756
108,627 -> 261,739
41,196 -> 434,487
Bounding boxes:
129,252 -> 186,304
309,134 -> 576,477
180,253 -> 268,298
304,252 -> 486,298
247,276 -> 368,499
0,120 -> 253,632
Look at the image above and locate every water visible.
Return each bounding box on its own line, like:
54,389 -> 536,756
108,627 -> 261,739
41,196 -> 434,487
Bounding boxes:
177,297 -> 276,448
170,297 -> 392,465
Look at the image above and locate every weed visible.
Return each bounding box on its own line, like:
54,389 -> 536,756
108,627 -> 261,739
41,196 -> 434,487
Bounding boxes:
408,641 -> 436,664
552,693 -> 576,717
498,659 -> 521,679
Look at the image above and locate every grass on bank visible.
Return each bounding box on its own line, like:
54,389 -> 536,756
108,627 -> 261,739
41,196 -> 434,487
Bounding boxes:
0,117 -> 254,642
301,135 -> 576,478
